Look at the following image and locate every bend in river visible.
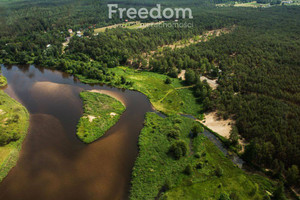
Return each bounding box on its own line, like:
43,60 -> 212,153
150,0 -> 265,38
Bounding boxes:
0,65 -> 153,200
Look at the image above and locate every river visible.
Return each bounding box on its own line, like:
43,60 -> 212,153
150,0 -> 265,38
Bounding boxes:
0,65 -> 153,200
0,64 -> 245,200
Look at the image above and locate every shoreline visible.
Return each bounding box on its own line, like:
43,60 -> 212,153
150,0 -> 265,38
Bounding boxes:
0,86 -> 30,183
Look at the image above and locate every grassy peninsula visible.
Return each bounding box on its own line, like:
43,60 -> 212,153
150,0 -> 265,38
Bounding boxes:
130,113 -> 274,200
0,80 -> 29,182
77,91 -> 125,143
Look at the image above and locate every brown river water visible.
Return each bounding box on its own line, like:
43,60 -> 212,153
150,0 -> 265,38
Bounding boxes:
0,65 -> 153,200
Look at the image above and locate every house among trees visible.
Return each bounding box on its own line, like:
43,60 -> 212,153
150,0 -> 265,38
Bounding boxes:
68,29 -> 73,34
77,31 -> 82,37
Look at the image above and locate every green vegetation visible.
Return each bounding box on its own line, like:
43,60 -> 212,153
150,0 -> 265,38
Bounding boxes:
130,113 -> 275,200
1,0 -> 300,195
0,75 -> 7,87
107,67 -> 203,117
0,90 -> 29,182
77,91 -> 125,143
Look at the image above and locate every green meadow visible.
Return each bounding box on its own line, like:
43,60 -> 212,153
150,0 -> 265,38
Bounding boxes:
109,67 -> 203,118
130,113 -> 274,200
76,91 -> 125,143
0,88 -> 29,182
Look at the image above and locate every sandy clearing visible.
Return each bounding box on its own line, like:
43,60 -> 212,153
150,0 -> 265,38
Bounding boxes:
94,21 -> 164,34
160,27 -> 233,50
110,112 -> 117,117
0,109 -> 5,115
201,111 -> 233,138
178,70 -> 186,80
87,115 -> 96,122
134,26 -> 235,69
200,76 -> 218,90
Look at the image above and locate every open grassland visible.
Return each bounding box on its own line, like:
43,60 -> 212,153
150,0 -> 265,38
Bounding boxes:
129,113 -> 274,200
234,1 -> 273,7
94,21 -> 164,34
110,67 -> 202,117
76,91 -> 125,143
0,90 -> 29,182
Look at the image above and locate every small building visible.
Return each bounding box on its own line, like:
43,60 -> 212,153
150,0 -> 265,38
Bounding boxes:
68,29 -> 73,34
76,31 -> 82,37
46,44 -> 51,48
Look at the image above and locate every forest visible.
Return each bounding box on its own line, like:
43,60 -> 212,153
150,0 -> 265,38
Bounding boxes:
0,0 -> 299,195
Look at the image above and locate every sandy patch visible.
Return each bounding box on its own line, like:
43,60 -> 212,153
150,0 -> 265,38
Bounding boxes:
0,109 -> 5,115
87,115 -> 96,122
178,70 -> 186,80
201,111 -> 233,138
110,112 -> 117,117
200,76 -> 218,90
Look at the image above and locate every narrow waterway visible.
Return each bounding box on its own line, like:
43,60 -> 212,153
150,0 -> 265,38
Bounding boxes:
0,65 -> 153,200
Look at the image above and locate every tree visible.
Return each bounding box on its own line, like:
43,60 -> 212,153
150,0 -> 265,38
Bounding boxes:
165,77 -> 172,84
219,193 -> 230,200
183,164 -> 192,175
215,166 -> 223,177
229,126 -> 239,146
203,97 -> 213,111
167,129 -> 180,140
169,140 -> 187,160
121,76 -> 126,84
185,69 -> 196,85
286,165 -> 299,186
272,183 -> 286,200
190,123 -> 203,138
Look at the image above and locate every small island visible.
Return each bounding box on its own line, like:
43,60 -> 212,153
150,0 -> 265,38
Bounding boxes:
76,91 -> 125,143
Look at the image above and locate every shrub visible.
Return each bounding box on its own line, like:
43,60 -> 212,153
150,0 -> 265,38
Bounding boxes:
190,123 -> 203,138
167,129 -> 180,140
196,162 -> 203,169
194,152 -> 201,158
215,166 -> 223,177
219,193 -> 230,200
169,140 -> 187,160
163,179 -> 172,191
165,77 -> 171,84
183,164 -> 192,175
286,165 -> 299,186
230,191 -> 241,200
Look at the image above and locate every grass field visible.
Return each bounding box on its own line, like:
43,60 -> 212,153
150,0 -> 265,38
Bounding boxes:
76,91 -> 125,143
94,21 -> 164,34
0,90 -> 29,182
129,113 -> 274,200
234,1 -> 269,7
109,67 -> 203,117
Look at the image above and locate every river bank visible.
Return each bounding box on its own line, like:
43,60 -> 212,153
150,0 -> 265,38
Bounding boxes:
130,113 -> 274,200
0,78 -> 29,182
0,65 -> 153,200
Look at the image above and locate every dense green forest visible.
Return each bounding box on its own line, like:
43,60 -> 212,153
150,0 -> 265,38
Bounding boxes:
0,0 -> 299,195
